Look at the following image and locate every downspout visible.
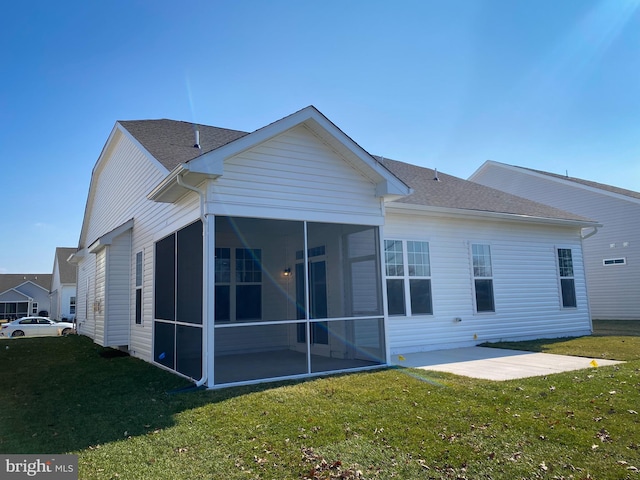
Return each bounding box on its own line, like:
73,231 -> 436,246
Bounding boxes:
176,172 -> 209,387
579,225 -> 599,334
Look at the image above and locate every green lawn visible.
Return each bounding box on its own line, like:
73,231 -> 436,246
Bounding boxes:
1,322 -> 639,479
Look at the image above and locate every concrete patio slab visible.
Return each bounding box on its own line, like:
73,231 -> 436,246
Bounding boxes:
391,347 -> 622,381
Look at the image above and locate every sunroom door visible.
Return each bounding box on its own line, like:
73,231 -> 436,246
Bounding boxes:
296,258 -> 329,356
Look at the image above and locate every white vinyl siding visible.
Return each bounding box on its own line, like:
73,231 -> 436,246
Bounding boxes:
472,162 -> 640,320
104,230 -> 132,347
77,129 -> 200,361
77,254 -> 96,338
94,249 -> 106,346
208,125 -> 384,225
384,211 -> 591,354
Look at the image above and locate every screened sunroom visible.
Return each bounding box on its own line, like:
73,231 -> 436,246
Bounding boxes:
153,215 -> 387,387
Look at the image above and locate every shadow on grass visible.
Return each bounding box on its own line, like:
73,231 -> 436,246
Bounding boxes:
592,319 -> 640,336
0,335 -> 315,454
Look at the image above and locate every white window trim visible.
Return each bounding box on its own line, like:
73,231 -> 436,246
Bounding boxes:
556,246 -> 577,309
470,242 -> 495,314
603,258 -> 626,266
135,250 -> 144,325
384,239 -> 433,317
215,247 -> 263,323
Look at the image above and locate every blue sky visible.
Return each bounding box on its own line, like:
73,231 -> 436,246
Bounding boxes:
1,0 -> 639,273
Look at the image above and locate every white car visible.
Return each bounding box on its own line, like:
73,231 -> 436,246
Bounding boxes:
0,316 -> 75,338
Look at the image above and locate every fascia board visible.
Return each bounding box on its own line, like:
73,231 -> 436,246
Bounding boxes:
147,165 -> 213,203
76,125 -> 122,250
0,287 -> 33,302
67,250 -> 86,265
386,202 -> 602,228
88,218 -> 134,253
79,123 -> 171,248
116,122 -> 171,173
471,161 -> 640,206
15,281 -> 50,295
0,288 -> 32,301
300,115 -> 411,197
467,159 -> 499,182
186,106 -> 411,198
147,165 -> 185,202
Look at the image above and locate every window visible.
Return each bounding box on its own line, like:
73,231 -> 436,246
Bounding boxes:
235,248 -> 262,320
557,248 -> 577,308
603,258 -> 626,266
69,297 -> 76,315
32,302 -> 38,315
135,251 -> 143,324
214,248 -> 262,323
214,248 -> 231,322
384,240 -> 433,316
472,244 -> 495,312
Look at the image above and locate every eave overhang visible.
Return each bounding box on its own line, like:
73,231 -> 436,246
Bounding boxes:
67,250 -> 85,265
147,163 -> 219,203
88,218 -> 135,253
147,106 -> 412,204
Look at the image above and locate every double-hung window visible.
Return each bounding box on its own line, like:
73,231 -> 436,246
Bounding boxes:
472,244 -> 495,312
135,251 -> 143,324
557,248 -> 577,308
384,240 -> 433,316
215,248 -> 262,322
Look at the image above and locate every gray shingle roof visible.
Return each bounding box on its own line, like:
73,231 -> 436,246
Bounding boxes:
55,247 -> 77,284
0,274 -> 52,294
119,118 -> 593,224
381,158 -> 593,222
119,119 -> 248,170
523,167 -> 640,201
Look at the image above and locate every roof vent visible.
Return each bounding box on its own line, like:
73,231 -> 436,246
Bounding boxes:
194,129 -> 201,149
434,168 -> 440,181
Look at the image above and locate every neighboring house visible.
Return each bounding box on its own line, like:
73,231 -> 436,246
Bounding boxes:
0,274 -> 52,321
470,160 -> 638,320
70,106 -> 597,388
49,247 -> 78,321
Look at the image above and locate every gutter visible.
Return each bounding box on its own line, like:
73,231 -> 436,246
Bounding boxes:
176,173 -> 209,388
386,202 -> 600,229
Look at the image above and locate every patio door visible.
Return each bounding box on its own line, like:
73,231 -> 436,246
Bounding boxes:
296,257 -> 329,354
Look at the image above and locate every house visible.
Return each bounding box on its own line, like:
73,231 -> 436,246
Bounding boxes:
0,274 -> 52,322
49,247 -> 77,321
470,160 -> 639,320
70,106 -> 597,388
